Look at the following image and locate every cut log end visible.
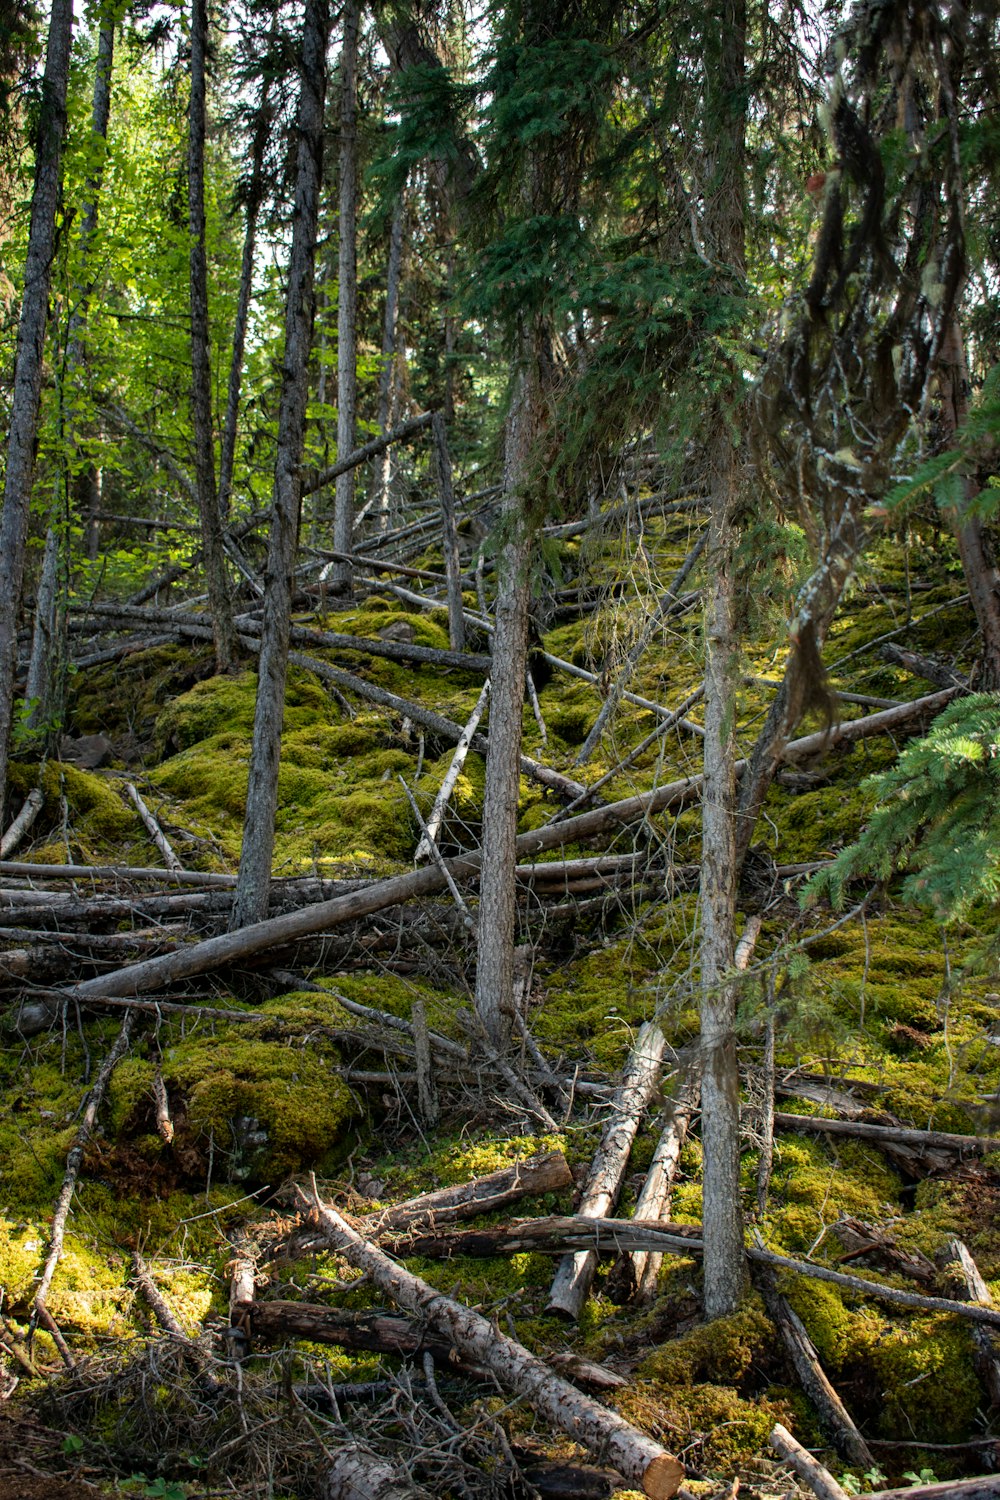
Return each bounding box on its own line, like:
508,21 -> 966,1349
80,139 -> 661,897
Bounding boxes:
642,1453 -> 687,1499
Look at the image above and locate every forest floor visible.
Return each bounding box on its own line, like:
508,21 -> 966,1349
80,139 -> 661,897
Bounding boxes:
1,506 -> 998,1500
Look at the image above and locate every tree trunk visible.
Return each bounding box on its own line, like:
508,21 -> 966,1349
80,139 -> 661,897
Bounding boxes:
188,0 -> 236,673
0,0 -> 74,816
698,0 -> 748,1322
432,411 -> 466,651
330,0 -> 360,596
218,75 -> 272,520
230,0 -> 329,929
321,1445 -> 429,1500
369,198 -> 405,534
938,318 -> 1000,688
26,6 -> 116,750
473,361 -> 537,1045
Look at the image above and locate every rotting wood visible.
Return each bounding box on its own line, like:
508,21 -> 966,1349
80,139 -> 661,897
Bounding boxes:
866,1479 -> 1000,1500
31,1011 -> 136,1360
831,1216 -> 937,1285
772,1111 -> 1000,1156
607,1073 -> 700,1304
941,1238 -> 1000,1410
547,1021 -> 668,1319
415,678 -> 489,860
297,1189 -> 686,1499
152,1069 -> 173,1144
368,1151 -> 573,1234
770,1422 -> 851,1500
37,688 -> 958,1011
370,1213 -> 1000,1331
0,786 -> 45,858
320,1441 -> 431,1500
754,1248 -> 875,1468
247,1299 -> 477,1372
122,781 -> 183,872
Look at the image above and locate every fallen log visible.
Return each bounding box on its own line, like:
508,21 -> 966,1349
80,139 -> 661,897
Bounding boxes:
770,1422 -> 850,1500
373,1214 -> 1000,1332
38,688 -> 957,1009
755,1254 -> 875,1468
607,1074 -> 700,1304
547,1021 -> 667,1319
1,786 -> 45,858
0,859 -> 238,887
247,1300 -> 464,1368
121,781 -> 183,872
297,1190 -> 686,1500
866,1479 -> 1000,1500
941,1238 -> 1000,1410
831,1216 -> 937,1286
320,1442 -> 430,1500
773,1111 -> 1000,1157
368,1151 -> 573,1234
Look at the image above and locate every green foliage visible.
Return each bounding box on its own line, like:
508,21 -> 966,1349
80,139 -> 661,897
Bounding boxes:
808,693 -> 1000,922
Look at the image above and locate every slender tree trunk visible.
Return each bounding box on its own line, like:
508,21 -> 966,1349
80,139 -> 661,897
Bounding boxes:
369,198 -> 405,534
0,0 -> 74,814
26,7 -> 116,749
330,0 -> 360,596
938,317 -> 1000,688
188,0 -> 236,672
230,0 -> 329,929
474,352 -> 543,1045
218,85 -> 271,521
698,0 -> 748,1321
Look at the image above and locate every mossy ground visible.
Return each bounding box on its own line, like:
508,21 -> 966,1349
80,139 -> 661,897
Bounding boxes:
3,543 -> 999,1496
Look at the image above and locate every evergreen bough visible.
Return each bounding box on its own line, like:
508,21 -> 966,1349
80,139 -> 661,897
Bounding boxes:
809,693 -> 1000,923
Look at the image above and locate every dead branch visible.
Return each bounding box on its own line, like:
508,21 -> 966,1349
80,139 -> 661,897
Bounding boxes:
772,1111 -> 1000,1158
121,781 -> 183,871
0,786 -> 45,858
770,1422 -> 851,1500
940,1238 -> 1000,1410
754,1249 -> 875,1468
31,1011 -> 137,1358
367,1151 -> 573,1235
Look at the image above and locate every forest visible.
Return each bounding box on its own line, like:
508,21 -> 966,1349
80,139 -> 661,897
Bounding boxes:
1,0 -> 1000,1494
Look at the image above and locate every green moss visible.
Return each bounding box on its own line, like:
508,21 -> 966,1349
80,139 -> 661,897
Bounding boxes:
638,1298 -> 774,1388
616,1380 -> 790,1469
155,1031 -> 358,1179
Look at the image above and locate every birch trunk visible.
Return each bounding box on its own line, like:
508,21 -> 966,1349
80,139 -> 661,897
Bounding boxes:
0,0 -> 74,814
330,0 -> 360,596
188,0 -> 236,672
230,0 -> 329,928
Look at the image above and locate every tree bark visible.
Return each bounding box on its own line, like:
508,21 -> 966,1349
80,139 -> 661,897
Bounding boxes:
368,1151 -> 573,1234
321,1444 -> 430,1500
433,412 -> 466,651
218,73 -> 272,520
297,1191 -> 686,1500
770,1423 -> 851,1500
474,362 -> 538,1045
938,317 -> 1000,688
230,0 -> 329,929
330,0 -> 360,596
368,198 -> 406,534
188,0 -> 236,673
0,0 -> 74,815
607,1074 -> 700,1304
547,1021 -> 667,1319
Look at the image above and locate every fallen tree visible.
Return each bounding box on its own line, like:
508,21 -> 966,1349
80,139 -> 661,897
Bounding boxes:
23,687 -> 957,1017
